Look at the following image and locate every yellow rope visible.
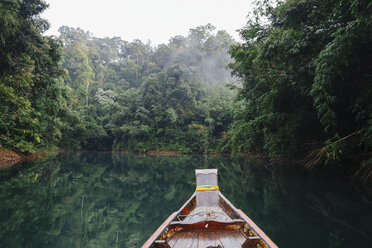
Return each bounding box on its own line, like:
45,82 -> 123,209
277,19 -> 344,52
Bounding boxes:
196,185 -> 219,191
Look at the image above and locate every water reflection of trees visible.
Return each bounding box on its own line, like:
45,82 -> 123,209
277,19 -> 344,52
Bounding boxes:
0,153 -> 371,248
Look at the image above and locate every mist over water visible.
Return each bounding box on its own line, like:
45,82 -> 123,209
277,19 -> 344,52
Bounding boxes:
0,152 -> 371,247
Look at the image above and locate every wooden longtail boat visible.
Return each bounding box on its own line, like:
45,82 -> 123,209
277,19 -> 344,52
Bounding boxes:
142,169 -> 278,248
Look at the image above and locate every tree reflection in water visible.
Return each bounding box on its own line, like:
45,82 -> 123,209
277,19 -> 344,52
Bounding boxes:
0,152 -> 371,248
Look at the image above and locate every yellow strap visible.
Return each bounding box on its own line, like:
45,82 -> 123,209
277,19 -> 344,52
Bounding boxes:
196,186 -> 219,191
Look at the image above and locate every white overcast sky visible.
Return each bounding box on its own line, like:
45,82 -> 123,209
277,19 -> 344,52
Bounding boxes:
41,0 -> 254,45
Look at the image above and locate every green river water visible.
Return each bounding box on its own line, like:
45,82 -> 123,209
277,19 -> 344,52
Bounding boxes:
0,152 -> 371,248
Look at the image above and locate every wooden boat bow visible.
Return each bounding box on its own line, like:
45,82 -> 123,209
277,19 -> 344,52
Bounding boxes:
142,169 -> 278,248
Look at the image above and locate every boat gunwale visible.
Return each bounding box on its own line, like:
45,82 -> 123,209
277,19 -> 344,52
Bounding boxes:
143,192 -> 278,248
218,192 -> 279,248
141,192 -> 196,248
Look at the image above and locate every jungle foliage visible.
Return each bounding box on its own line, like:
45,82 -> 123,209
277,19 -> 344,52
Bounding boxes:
56,24 -> 237,153
0,0 -> 65,153
222,0 -> 372,180
1,0 -> 372,181
0,0 -> 238,154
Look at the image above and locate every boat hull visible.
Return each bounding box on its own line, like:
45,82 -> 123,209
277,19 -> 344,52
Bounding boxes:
142,169 -> 278,248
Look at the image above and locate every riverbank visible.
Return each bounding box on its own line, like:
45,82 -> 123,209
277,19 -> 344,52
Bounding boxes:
0,149 -> 41,168
1,148 -> 369,183
0,147 -> 319,168
0,148 -> 247,168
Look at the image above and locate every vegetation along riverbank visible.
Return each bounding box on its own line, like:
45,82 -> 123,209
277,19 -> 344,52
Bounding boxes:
1,0 -> 371,181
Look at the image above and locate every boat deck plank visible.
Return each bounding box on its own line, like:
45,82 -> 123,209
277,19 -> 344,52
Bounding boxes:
169,232 -> 198,248
168,232 -> 182,247
169,231 -> 245,248
198,231 -> 213,248
216,231 -> 244,248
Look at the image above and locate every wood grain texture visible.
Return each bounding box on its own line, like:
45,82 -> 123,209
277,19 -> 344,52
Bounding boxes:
168,231 -> 246,248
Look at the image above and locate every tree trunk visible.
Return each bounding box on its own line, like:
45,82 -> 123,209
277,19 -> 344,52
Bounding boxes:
86,78 -> 89,106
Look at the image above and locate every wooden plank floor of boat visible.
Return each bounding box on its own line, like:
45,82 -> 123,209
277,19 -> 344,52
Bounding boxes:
168,230 -> 246,248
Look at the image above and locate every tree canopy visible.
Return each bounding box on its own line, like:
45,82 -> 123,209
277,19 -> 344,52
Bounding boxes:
53,24 -> 238,153
222,0 -> 372,180
1,0 -> 372,181
0,0 -> 65,153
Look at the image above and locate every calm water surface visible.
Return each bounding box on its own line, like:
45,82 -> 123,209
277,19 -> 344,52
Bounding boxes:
0,152 -> 371,248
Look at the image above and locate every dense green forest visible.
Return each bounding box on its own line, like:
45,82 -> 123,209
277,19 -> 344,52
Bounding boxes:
56,24 -> 237,152
0,0 -> 238,154
221,0 -> 372,180
1,0 -> 371,180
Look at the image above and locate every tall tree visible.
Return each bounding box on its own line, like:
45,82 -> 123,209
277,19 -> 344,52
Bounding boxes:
224,0 -> 372,180
0,0 -> 65,153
